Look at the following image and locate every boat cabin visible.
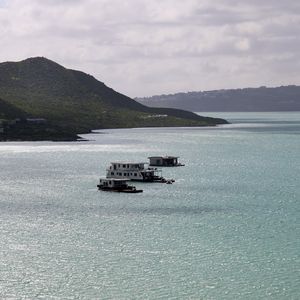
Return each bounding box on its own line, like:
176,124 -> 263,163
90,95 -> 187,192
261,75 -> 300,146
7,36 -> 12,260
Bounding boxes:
97,178 -> 143,193
148,156 -> 184,167
109,162 -> 147,171
99,178 -> 129,188
106,162 -> 164,182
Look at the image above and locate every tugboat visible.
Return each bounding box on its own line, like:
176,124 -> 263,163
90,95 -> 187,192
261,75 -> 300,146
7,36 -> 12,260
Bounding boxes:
106,162 -> 172,183
97,178 -> 143,193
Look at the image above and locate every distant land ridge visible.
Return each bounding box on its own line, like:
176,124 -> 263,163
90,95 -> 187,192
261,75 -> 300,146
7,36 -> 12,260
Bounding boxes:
0,57 -> 228,141
136,86 -> 300,111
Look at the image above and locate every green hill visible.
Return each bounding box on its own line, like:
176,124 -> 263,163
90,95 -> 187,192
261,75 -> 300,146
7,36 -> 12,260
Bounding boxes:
0,57 -> 227,141
0,97 -> 28,119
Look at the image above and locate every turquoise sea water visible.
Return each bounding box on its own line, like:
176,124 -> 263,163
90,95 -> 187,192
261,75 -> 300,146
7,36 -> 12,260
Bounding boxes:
0,112 -> 299,299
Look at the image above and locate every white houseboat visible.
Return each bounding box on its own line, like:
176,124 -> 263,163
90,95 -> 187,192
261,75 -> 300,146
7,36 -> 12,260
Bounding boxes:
106,162 -> 169,182
148,156 -> 185,167
97,178 -> 143,193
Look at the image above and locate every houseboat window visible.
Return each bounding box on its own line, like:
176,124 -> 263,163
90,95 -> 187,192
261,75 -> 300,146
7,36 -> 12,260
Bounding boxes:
123,164 -> 126,168
113,164 -> 116,170
111,172 -> 114,175
134,173 -> 137,176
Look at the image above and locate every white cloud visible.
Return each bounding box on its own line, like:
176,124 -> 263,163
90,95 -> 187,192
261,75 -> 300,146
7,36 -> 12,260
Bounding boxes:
0,0 -> 299,97
235,38 -> 250,51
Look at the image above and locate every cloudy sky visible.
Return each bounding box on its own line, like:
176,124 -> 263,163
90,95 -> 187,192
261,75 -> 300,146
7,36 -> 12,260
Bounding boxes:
0,0 -> 299,97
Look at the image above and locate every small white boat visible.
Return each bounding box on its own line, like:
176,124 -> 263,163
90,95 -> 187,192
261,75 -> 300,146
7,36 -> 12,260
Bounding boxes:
148,156 -> 185,167
97,178 -> 143,193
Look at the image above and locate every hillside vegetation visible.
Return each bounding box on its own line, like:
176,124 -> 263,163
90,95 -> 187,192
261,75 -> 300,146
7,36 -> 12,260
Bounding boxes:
0,57 -> 227,141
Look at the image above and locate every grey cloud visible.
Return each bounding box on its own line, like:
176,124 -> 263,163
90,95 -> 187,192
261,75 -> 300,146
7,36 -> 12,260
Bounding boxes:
194,7 -> 254,26
0,0 -> 299,97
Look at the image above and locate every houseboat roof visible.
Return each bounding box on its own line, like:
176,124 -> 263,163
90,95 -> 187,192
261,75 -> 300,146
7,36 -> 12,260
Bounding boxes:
110,162 -> 148,165
148,156 -> 179,159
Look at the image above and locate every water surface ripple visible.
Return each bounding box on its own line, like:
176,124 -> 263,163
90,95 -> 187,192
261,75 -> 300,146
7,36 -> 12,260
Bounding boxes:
0,112 -> 299,299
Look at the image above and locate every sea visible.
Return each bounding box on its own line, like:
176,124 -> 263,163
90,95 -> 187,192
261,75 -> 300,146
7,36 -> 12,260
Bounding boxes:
0,112 -> 299,299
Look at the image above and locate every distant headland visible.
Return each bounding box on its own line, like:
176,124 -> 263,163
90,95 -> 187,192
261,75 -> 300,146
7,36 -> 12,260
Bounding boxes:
136,86 -> 300,112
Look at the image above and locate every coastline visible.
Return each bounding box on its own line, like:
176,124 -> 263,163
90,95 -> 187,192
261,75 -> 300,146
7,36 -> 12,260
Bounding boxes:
0,122 -> 229,142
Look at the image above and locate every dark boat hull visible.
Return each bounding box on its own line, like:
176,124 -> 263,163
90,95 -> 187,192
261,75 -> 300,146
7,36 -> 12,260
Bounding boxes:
97,185 -> 143,193
149,164 -> 185,167
130,176 -> 169,183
